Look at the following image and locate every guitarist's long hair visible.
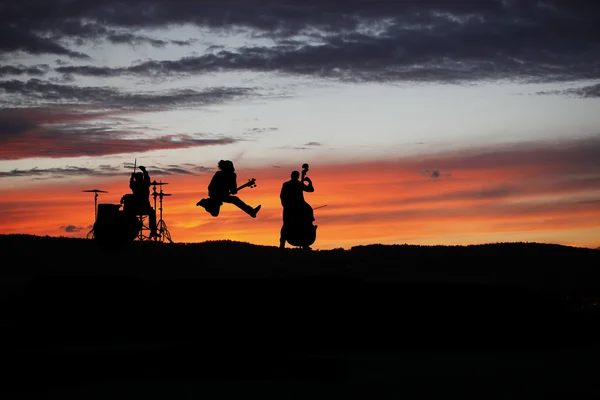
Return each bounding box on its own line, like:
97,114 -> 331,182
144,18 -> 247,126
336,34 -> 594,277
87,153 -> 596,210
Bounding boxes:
218,160 -> 235,173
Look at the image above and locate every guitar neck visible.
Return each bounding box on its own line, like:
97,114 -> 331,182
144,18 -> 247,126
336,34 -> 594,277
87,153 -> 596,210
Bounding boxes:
236,180 -> 255,191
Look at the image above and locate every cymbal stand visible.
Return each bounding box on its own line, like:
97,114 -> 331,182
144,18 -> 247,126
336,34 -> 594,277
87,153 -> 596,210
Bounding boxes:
82,189 -> 107,239
152,182 -> 173,243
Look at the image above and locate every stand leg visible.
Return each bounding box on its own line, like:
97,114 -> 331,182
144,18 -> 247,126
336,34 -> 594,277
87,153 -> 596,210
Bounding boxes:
87,193 -> 98,239
156,219 -> 173,243
134,215 -> 152,241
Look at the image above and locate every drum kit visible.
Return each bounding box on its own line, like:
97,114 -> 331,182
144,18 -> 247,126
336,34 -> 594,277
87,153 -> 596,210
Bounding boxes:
83,180 -> 173,245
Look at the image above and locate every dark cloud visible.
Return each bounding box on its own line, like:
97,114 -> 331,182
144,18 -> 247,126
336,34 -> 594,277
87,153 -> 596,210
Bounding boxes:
0,78 -> 120,106
206,45 -> 225,52
159,167 -> 194,175
421,169 -> 451,179
147,163 -> 202,175
118,162 -> 205,176
0,117 -> 37,137
0,162 -> 210,178
55,65 -> 119,77
0,66 -> 257,161
49,74 -> 77,84
106,33 -> 197,48
536,83 -> 600,98
0,26 -> 90,59
0,109 -> 242,160
60,224 -> 85,233
106,33 -> 169,48
0,1 -> 597,83
0,165 -> 116,178
171,39 -> 198,46
0,129 -> 239,160
55,40 -> 596,83
279,145 -> 320,151
190,165 -> 215,174
244,127 -> 279,134
0,64 -> 49,77
275,141 -> 324,151
0,78 -> 256,110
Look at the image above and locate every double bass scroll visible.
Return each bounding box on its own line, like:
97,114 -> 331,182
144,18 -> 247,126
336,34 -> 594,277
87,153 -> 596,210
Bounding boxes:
302,163 -> 309,182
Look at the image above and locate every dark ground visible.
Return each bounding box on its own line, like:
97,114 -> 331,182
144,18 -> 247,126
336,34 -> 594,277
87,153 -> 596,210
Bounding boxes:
1,234 -> 599,397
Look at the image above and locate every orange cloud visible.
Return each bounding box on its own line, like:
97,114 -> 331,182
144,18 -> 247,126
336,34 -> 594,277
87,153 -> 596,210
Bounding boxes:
1,137 -> 599,249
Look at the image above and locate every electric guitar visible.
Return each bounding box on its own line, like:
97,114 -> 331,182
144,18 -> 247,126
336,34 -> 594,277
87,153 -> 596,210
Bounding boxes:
234,178 -> 257,192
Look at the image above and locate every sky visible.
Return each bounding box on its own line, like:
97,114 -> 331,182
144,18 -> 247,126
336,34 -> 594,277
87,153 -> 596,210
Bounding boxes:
1,0 -> 599,250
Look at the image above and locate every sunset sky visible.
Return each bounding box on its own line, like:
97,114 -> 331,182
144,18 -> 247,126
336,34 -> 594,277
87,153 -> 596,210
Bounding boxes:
1,0 -> 599,250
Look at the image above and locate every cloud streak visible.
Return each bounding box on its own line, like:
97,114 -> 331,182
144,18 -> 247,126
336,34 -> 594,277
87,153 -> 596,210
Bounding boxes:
0,79 -> 257,109
536,83 -> 600,98
0,162 -> 210,178
0,64 -> 49,77
0,108 -> 242,160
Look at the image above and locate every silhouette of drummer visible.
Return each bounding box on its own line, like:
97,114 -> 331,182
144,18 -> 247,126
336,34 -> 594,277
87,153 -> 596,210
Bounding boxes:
279,169 -> 314,249
129,165 -> 158,237
197,160 -> 261,218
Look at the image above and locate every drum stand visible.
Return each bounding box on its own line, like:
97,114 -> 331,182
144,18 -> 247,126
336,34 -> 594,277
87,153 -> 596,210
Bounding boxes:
151,181 -> 173,243
82,189 -> 108,239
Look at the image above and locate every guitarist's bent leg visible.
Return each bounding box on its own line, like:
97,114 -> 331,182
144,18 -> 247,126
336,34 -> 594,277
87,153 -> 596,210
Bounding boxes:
223,196 -> 261,217
198,197 -> 221,217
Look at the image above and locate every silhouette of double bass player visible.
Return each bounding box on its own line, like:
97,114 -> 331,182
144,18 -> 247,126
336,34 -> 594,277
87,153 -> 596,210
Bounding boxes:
196,160 -> 261,218
279,164 -> 317,250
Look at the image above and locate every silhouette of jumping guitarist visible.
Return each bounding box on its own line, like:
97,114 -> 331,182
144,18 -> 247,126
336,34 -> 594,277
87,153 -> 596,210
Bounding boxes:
279,165 -> 316,250
196,160 -> 261,218
127,165 -> 158,237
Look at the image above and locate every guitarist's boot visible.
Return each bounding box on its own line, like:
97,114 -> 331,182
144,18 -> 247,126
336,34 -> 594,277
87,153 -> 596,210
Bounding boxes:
249,204 -> 261,218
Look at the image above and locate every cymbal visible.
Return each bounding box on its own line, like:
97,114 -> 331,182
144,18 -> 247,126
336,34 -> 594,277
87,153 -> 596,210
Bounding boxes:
82,189 -> 108,193
150,181 -> 168,185
152,192 -> 172,196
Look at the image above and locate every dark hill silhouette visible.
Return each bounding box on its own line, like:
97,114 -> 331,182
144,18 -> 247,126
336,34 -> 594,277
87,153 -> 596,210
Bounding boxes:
1,234 -> 599,396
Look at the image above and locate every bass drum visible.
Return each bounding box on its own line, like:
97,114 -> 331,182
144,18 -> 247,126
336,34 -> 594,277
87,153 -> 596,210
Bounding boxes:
93,203 -> 141,246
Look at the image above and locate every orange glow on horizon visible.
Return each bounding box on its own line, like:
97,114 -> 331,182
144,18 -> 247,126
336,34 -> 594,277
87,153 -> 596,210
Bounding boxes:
2,147 -> 600,250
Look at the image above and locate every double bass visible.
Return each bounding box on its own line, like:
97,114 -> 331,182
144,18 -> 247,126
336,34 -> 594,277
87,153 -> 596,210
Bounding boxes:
284,163 -> 318,248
